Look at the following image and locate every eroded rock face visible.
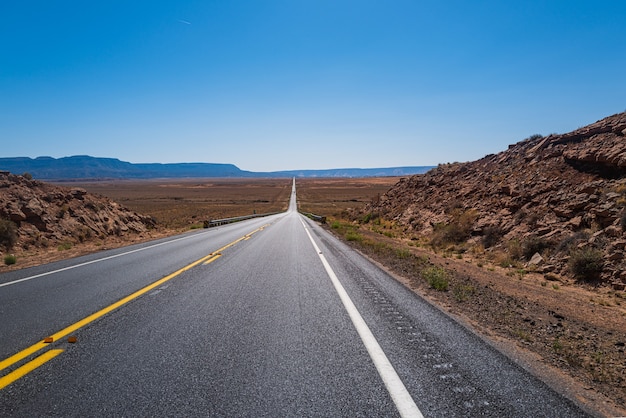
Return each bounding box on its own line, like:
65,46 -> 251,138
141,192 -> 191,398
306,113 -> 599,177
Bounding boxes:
0,172 -> 155,251
363,112 -> 626,286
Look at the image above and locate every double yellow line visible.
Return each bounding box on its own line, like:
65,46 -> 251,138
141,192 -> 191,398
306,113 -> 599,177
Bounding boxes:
0,224 -> 268,390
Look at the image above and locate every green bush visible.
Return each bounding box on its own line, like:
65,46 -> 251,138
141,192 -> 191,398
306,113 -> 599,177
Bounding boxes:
361,212 -> 379,224
345,231 -> 363,242
57,242 -> 73,251
4,254 -> 16,265
568,248 -> 604,281
422,266 -> 449,291
0,219 -> 18,251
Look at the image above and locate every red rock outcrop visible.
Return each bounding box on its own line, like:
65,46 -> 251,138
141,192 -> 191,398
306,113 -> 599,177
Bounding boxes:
363,112 -> 626,287
0,171 -> 155,253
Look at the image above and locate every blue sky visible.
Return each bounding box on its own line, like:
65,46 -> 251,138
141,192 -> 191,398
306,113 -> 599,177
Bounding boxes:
1,1 -> 625,172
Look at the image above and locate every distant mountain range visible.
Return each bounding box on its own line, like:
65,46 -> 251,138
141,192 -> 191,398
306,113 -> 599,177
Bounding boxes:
0,155 -> 434,180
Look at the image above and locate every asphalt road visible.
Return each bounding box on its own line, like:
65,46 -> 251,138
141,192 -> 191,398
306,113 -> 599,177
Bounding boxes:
0,182 -> 593,417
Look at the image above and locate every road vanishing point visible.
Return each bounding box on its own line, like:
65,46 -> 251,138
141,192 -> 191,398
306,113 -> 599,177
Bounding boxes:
0,180 -> 592,417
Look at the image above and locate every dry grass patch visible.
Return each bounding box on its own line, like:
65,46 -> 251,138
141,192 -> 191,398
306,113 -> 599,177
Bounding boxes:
65,178 -> 292,230
296,177 -> 400,217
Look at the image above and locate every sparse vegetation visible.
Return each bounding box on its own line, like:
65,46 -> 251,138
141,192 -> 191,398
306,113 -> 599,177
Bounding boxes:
57,242 -> 73,251
453,284 -> 475,302
395,248 -> 411,259
422,266 -> 449,291
525,133 -> 544,141
361,212 -> 379,224
513,328 -> 533,343
557,231 -> 590,253
345,230 -> 363,242
0,219 -> 18,251
568,247 -> 604,281
431,209 -> 478,247
506,239 -> 523,261
521,236 -> 551,260
4,254 -> 16,265
481,225 -> 503,248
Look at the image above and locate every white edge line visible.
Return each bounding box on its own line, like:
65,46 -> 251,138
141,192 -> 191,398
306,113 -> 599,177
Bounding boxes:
299,217 -> 423,418
0,232 -> 205,289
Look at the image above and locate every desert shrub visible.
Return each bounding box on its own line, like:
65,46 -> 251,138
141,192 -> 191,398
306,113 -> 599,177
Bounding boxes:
57,204 -> 70,219
74,226 -> 93,242
568,248 -> 604,281
444,200 -> 463,214
57,242 -> 73,251
557,231 -> 590,253
361,212 -> 379,224
4,254 -> 16,265
432,209 -> 477,247
482,225 -> 503,248
0,219 -> 18,251
524,134 -> 544,141
422,266 -> 449,291
497,254 -> 520,268
522,236 -> 551,259
507,239 -> 523,260
22,172 -> 33,180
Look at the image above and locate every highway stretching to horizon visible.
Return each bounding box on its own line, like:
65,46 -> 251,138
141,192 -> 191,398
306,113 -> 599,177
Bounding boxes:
0,180 -> 591,416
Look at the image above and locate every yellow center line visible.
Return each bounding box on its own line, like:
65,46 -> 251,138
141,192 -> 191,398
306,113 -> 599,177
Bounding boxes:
0,349 -> 64,390
203,253 -> 222,265
0,224 -> 269,378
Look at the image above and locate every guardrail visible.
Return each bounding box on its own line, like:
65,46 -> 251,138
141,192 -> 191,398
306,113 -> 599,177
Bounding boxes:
300,211 -> 327,224
203,212 -> 281,228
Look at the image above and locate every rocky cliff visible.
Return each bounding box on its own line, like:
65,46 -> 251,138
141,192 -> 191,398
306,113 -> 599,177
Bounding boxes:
364,112 -> 626,288
0,171 -> 155,255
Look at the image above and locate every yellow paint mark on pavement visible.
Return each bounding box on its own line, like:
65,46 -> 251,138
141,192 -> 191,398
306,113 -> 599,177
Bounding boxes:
203,253 -> 222,265
0,349 -> 64,390
0,224 -> 269,386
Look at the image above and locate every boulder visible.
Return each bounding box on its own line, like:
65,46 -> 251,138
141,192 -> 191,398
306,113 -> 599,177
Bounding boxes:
528,252 -> 545,267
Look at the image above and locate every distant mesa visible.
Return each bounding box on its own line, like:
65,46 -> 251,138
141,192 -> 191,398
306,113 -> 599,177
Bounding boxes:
0,155 -> 433,180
